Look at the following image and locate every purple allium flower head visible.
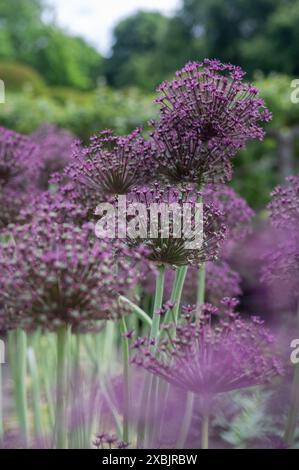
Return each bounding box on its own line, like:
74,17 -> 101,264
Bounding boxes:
0,188 -> 30,229
132,303 -> 283,397
120,184 -> 226,266
150,121 -> 234,185
204,185 -> 254,242
268,175 -> 299,230
152,59 -> 271,186
66,128 -> 154,198
31,124 -> 77,190
0,221 -> 139,331
262,176 -> 299,307
188,261 -> 242,306
17,189 -> 88,227
0,126 -> 38,189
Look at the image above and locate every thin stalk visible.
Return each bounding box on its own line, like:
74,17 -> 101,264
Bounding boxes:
201,412 -> 209,449
15,329 -> 28,445
119,296 -> 152,328
163,266 -> 188,327
27,347 -> 43,439
143,265 -> 166,447
284,363 -> 299,446
0,362 -> 3,441
150,264 -> 165,340
197,263 -> 206,306
177,392 -> 194,448
284,299 -> 299,447
55,325 -> 68,449
119,316 -> 130,443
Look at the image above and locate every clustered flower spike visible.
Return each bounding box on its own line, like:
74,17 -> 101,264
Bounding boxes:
132,302 -> 283,397
31,124 -> 77,190
66,128 -> 154,198
121,184 -> 226,266
152,59 -> 271,186
0,221 -> 139,332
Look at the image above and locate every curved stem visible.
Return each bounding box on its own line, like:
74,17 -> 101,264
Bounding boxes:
120,316 -> 130,443
55,326 -> 68,449
119,296 -> 152,328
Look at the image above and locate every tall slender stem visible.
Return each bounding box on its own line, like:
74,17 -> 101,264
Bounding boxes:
163,266 -> 188,328
27,347 -> 43,440
15,329 -> 28,446
197,263 -> 206,306
177,392 -> 194,448
284,363 -> 299,446
201,412 -> 209,449
150,264 -> 165,341
284,299 -> 299,446
55,325 -> 68,449
0,362 -> 3,441
119,316 -> 130,443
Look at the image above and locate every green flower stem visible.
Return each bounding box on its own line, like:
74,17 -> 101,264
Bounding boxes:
55,325 -> 68,449
119,316 -> 130,443
0,362 -> 3,441
15,329 -> 29,445
177,392 -> 194,449
284,300 -> 299,447
119,296 -> 152,328
27,346 -> 43,439
163,265 -> 188,327
284,363 -> 299,446
201,412 -> 209,449
140,265 -> 165,448
197,263 -> 206,306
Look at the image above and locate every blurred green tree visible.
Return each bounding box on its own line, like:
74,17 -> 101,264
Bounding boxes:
0,0 -> 103,90
105,11 -> 169,90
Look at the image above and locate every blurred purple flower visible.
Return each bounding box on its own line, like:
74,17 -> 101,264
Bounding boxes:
31,124 -> 77,190
132,303 -> 283,398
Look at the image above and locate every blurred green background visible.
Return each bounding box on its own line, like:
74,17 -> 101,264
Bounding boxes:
1,0 -> 299,207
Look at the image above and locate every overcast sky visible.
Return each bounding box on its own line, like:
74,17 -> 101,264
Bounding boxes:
49,0 -> 180,55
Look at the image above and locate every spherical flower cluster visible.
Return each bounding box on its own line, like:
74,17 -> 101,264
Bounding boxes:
151,59 -> 271,187
150,122 -> 233,185
31,124 -> 77,190
183,261 -> 242,305
17,189 -> 88,227
268,175 -> 299,230
0,221 -> 139,331
263,176 -> 299,306
119,184 -> 226,266
261,232 -> 299,302
0,126 -> 38,189
203,185 -> 254,242
132,302 -> 283,397
66,128 -> 154,198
